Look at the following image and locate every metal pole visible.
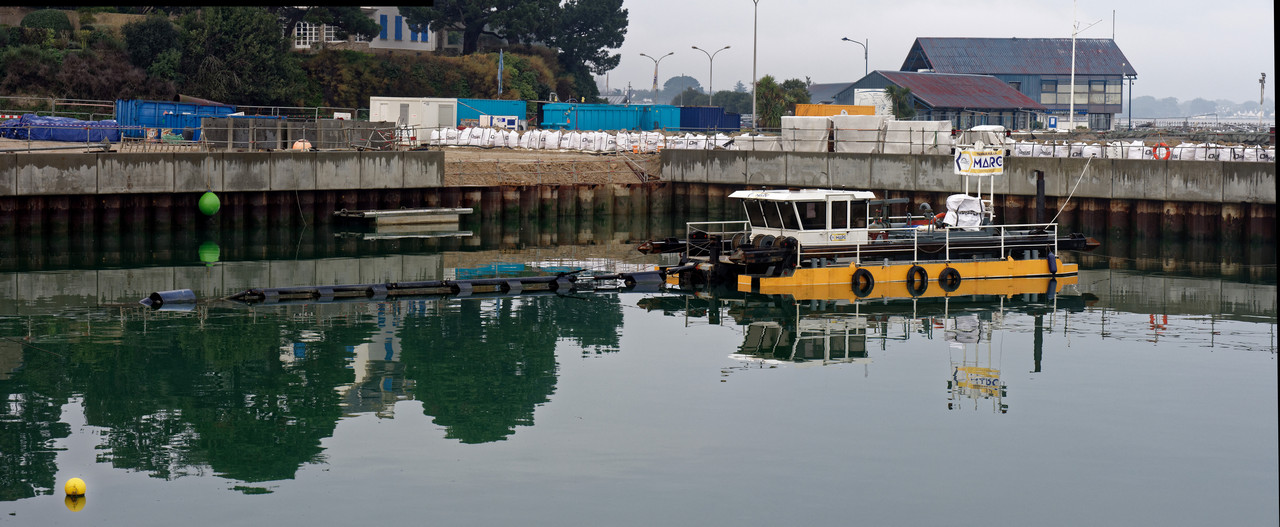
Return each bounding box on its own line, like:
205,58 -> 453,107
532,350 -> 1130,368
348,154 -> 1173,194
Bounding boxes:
841,38 -> 868,79
692,45 -> 730,107
752,0 -> 759,130
639,52 -> 674,101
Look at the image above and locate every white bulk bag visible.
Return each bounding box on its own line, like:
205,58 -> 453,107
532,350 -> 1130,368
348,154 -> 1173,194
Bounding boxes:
1052,142 -> 1070,157
1081,143 -> 1102,158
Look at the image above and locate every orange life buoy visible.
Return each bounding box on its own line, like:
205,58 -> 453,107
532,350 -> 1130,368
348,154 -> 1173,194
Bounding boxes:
1153,142 -> 1171,160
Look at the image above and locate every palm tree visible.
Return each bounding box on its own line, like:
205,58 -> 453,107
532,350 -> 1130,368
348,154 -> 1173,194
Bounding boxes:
884,85 -> 916,120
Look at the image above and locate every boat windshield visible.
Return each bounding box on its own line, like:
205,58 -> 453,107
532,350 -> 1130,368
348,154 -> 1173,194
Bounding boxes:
776,202 -> 800,230
744,200 -> 767,228
798,201 -> 826,230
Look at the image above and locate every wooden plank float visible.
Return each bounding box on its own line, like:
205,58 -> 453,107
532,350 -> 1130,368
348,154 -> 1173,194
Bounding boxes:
333,207 -> 473,227
224,270 -> 664,306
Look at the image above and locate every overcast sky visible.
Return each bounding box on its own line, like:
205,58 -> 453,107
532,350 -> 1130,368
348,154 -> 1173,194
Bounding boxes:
602,0 -> 1275,104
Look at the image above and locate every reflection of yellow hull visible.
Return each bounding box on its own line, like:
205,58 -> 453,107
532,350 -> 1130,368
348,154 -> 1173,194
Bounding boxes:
736,257 -> 1078,300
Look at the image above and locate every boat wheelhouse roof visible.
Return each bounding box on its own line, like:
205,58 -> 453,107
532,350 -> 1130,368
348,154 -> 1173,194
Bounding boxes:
728,189 -> 877,201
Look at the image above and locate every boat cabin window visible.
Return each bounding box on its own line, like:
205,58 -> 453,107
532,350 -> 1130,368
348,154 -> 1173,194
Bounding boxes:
776,202 -> 801,230
798,201 -> 826,230
743,200 -> 767,228
851,201 -> 868,228
831,200 -> 848,229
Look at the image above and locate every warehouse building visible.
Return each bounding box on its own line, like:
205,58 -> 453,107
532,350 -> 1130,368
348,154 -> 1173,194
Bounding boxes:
896,37 -> 1137,130
835,71 -> 1046,130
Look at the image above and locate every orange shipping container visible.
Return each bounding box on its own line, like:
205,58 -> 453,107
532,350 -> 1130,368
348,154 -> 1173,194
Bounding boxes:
795,104 -> 875,117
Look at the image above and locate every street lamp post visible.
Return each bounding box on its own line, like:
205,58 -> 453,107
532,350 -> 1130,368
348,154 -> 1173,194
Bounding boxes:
840,37 -> 868,78
692,45 -> 731,107
639,52 -> 674,102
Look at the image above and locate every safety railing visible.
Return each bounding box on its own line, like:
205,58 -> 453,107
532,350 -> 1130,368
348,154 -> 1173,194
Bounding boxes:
685,221 -> 751,260
790,222 -> 1061,265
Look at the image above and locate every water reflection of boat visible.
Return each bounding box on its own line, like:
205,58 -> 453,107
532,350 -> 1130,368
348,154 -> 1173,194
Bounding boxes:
638,274 -> 1092,412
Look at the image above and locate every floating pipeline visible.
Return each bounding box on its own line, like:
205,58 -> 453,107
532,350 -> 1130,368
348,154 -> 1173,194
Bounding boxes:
221,270 -> 665,306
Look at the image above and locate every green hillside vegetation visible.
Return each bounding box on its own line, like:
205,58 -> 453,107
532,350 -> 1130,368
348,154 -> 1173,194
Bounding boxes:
0,6 -> 604,114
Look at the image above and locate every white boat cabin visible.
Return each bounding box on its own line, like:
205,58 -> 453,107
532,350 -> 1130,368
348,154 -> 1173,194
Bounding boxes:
729,189 -> 884,247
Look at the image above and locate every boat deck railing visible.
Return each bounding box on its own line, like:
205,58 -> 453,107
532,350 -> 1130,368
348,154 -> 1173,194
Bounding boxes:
799,223 -> 1061,264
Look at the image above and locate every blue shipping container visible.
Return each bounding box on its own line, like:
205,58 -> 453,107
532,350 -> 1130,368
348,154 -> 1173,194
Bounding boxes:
540,103 -> 644,131
114,99 -> 237,140
457,98 -> 527,125
639,105 -> 680,131
679,106 -> 727,133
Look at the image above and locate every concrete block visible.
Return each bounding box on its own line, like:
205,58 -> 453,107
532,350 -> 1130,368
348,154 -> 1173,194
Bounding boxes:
359,151 -> 403,189
706,151 -> 746,184
1223,162 -> 1276,204
1009,157 -> 1072,197
316,152 -> 360,190
785,153 -> 830,187
0,154 -> 14,196
98,153 -> 174,193
660,150 -> 703,183
1058,157 -> 1109,199
1112,159 -> 1165,200
404,151 -> 443,187
15,153 -> 97,195
223,153 -> 271,191
868,156 -> 914,191
916,154 -> 968,194
745,152 -> 786,186
270,151 -> 316,191
174,152 -> 223,192
1167,160 -> 1222,202
827,154 -> 872,190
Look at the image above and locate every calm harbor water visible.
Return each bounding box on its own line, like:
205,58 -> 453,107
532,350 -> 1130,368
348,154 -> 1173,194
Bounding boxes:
1,219 -> 1276,526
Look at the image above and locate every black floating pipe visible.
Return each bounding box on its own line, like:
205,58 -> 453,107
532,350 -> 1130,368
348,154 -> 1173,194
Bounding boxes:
140,289 -> 196,311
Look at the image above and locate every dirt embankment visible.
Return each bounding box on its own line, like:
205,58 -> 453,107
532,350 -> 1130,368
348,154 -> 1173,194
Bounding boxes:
439,147 -> 661,186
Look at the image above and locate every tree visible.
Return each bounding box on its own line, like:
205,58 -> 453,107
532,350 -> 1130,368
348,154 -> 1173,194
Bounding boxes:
269,6 -> 381,43
755,75 -> 785,128
733,81 -> 747,93
780,78 -> 810,114
177,7 -> 314,106
400,1 -> 558,56
662,75 -> 701,102
884,85 -> 916,119
671,86 -> 708,107
20,9 -> 73,33
543,0 -> 628,102
121,14 -> 180,70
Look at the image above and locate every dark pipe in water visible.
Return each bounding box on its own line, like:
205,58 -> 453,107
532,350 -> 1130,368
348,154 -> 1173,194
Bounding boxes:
140,289 -> 197,310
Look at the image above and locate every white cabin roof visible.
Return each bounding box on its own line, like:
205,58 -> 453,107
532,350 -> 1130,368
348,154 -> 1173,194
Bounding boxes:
729,189 -> 877,201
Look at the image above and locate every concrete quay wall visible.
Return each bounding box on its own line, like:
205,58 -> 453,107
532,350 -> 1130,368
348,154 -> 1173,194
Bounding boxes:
660,150 -> 1277,205
0,150 -> 444,196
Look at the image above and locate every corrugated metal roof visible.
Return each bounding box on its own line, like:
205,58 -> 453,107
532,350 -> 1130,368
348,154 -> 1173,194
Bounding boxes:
806,82 -> 855,104
878,71 -> 1047,111
904,38 -> 1137,76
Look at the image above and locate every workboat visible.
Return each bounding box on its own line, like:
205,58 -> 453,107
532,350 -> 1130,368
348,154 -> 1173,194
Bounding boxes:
639,163 -> 1098,296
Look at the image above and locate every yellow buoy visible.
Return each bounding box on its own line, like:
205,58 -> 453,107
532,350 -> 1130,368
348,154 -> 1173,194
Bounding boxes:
64,477 -> 86,496
64,495 -> 86,512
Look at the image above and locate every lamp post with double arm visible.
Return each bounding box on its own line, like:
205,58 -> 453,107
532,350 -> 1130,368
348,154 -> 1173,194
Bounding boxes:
692,45 -> 731,106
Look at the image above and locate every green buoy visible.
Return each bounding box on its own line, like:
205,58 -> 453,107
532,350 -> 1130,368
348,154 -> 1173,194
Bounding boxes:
198,191 -> 220,216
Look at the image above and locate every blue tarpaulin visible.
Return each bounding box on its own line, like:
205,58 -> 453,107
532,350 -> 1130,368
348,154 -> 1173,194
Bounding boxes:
0,114 -> 121,142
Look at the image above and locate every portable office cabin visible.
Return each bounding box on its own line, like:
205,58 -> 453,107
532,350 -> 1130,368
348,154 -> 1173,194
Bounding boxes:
114,99 -> 237,140
369,97 -> 458,129
457,98 -> 527,128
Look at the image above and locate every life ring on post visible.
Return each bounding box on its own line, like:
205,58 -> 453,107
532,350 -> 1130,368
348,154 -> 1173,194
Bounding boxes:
938,267 -> 962,292
1152,142 -> 1171,160
905,265 -> 928,296
851,268 -> 875,297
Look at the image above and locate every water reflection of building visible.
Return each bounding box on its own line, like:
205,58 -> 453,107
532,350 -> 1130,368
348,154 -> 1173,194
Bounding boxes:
945,315 -> 1008,414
